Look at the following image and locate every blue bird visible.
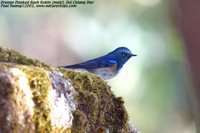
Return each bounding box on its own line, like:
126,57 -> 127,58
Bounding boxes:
60,47 -> 136,80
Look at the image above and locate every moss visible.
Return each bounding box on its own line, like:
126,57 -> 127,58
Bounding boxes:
19,66 -> 52,133
59,69 -> 129,133
72,110 -> 87,133
0,64 -> 52,132
52,128 -> 72,133
0,47 -> 130,133
0,47 -> 49,69
0,63 -> 76,133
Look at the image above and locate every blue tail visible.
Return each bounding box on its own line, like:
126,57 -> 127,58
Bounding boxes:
59,64 -> 83,69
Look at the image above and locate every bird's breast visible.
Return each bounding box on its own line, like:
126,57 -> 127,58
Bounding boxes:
93,67 -> 119,80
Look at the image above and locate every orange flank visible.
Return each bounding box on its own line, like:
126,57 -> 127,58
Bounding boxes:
111,64 -> 117,70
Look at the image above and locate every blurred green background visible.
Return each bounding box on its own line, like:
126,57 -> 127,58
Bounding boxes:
0,0 -> 197,133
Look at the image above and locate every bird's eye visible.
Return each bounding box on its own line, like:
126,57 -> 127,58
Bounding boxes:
122,52 -> 126,56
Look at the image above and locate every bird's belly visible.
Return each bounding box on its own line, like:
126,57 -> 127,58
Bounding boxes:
93,68 -> 118,80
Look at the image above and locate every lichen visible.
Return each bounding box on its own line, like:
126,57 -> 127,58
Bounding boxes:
0,68 -> 35,133
48,72 -> 76,129
0,71 -> 16,133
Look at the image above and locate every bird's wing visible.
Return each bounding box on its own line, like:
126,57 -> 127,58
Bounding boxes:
61,59 -> 117,70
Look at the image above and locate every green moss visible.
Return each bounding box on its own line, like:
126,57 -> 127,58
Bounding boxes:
0,47 -> 130,133
19,66 -> 52,133
0,64 -> 52,132
0,47 -> 50,69
52,128 -> 72,133
59,69 -> 129,133
72,110 -> 87,133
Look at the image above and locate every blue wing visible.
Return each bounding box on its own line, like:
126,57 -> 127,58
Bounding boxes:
60,59 -> 117,70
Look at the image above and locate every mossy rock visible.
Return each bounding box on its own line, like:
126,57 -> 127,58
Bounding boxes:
0,47 -> 136,133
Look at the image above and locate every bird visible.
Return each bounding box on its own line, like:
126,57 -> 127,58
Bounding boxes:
59,47 -> 136,80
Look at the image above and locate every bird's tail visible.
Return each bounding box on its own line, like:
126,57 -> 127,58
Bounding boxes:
58,65 -> 88,73
58,64 -> 82,69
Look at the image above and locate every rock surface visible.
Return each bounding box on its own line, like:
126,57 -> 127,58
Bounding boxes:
0,47 -> 140,133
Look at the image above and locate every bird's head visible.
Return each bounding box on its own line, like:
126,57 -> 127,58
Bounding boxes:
108,47 -> 136,67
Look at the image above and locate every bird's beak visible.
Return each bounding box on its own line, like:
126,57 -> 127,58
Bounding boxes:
131,54 -> 137,57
